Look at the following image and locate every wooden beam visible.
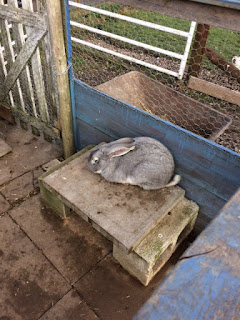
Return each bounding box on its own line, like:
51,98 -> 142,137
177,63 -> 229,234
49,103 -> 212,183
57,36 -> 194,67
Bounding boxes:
188,24 -> 210,78
106,0 -> 240,32
188,76 -> 240,106
0,103 -> 14,123
0,4 -> 46,30
203,47 -> 240,84
46,0 -> 75,158
0,27 -> 47,101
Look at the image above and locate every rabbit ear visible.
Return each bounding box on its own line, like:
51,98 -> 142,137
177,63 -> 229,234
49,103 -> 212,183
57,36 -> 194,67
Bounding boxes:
108,145 -> 135,158
110,137 -> 134,145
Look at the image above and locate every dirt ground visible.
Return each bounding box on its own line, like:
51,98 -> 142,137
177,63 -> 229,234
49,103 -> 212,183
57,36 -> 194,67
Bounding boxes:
0,119 -> 190,320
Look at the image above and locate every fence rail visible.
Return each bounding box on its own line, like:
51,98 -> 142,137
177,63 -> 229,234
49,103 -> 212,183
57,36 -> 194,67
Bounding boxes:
69,1 -> 196,79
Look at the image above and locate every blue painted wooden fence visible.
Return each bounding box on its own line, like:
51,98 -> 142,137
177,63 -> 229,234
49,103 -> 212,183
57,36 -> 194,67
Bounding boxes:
73,79 -> 240,231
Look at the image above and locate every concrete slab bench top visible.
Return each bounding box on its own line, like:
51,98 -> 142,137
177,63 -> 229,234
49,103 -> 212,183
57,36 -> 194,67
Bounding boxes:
41,148 -> 185,253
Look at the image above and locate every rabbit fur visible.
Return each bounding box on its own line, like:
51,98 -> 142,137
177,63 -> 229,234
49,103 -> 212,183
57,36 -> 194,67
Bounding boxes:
87,137 -> 180,190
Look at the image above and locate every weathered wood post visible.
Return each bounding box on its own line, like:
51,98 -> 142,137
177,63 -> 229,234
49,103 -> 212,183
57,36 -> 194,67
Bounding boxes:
45,0 -> 75,158
187,23 -> 210,78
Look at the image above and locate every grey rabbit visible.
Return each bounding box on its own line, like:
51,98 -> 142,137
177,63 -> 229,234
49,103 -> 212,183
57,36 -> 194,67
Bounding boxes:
87,137 -> 180,190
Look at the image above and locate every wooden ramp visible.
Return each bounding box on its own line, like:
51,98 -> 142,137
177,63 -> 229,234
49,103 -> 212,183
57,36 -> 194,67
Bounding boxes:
41,147 -> 185,253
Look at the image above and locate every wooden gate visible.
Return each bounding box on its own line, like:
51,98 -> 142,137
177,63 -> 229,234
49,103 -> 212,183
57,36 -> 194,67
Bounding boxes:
0,0 -> 59,141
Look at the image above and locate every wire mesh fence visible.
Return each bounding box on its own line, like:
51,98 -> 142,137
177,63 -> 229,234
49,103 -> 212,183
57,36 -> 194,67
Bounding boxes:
70,0 -> 240,153
0,0 -> 59,141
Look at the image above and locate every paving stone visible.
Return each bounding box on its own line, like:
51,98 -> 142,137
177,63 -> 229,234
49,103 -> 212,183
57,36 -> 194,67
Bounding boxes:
74,249 -> 189,320
9,195 -> 112,284
0,193 -> 10,214
42,159 -> 61,172
39,290 -> 99,320
0,214 -> 70,320
0,138 -> 12,158
0,124 -> 62,185
1,171 -> 34,202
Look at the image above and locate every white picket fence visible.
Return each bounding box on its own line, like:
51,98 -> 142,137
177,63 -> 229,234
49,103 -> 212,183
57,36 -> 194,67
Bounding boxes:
0,0 -> 58,132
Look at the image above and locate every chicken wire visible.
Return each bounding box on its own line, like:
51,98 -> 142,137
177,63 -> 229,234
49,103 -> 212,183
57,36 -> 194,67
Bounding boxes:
69,0 -> 240,153
0,0 -> 59,140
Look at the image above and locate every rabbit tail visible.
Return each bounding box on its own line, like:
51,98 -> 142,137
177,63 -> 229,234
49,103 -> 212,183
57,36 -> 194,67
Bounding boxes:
165,174 -> 181,187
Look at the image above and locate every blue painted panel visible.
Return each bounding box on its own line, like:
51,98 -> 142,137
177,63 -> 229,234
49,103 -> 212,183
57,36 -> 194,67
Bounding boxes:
75,118 -> 113,148
133,190 -> 240,320
73,80 -> 240,207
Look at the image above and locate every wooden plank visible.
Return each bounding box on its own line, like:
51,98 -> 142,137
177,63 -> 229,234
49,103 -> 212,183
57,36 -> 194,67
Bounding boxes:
7,0 -> 37,117
43,149 -> 186,253
0,34 -> 12,107
107,0 -> 240,32
0,27 -> 47,101
36,0 -> 58,126
73,80 -> 240,204
0,103 -> 14,123
0,4 -> 46,30
188,76 -> 240,106
22,0 -> 49,123
133,189 -> 240,320
204,47 -> 240,84
114,198 -> 199,286
0,1 -> 24,109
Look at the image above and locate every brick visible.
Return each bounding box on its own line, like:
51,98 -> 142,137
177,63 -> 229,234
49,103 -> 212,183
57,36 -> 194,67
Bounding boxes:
113,198 -> 199,286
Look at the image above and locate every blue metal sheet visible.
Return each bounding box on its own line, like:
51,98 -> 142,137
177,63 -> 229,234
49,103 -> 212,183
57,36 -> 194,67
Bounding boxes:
133,189 -> 240,320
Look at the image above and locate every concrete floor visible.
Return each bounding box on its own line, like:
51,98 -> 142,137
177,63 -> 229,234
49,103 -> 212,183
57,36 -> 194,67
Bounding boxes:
0,120 -> 188,320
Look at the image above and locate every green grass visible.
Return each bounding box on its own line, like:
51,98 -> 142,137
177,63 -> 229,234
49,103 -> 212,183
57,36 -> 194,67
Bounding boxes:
70,2 -> 240,64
